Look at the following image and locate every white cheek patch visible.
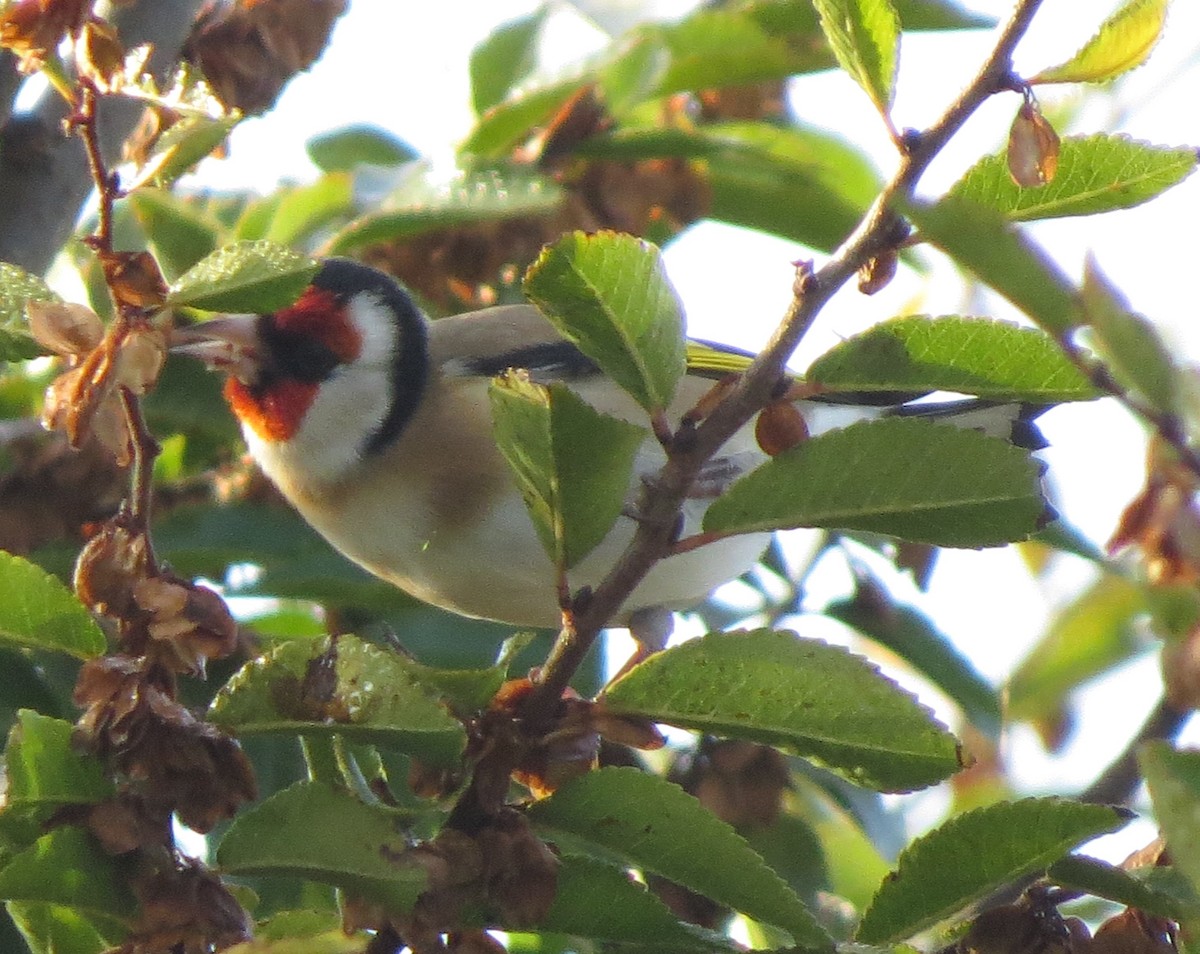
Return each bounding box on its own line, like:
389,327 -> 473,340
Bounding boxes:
250,291 -> 407,488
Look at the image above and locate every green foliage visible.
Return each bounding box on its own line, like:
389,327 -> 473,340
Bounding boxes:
305,124 -> 418,172
0,264 -> 55,362
704,418 -> 1047,547
528,767 -> 831,947
811,0 -> 900,117
1032,0 -> 1169,84
168,241 -> 319,313
0,555 -> 106,659
855,799 -> 1132,943
605,629 -> 962,791
524,231 -> 687,412
1142,746 -> 1200,898
489,375 -> 646,570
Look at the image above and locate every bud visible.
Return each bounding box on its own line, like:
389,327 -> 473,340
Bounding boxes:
100,251 -> 168,310
858,248 -> 899,296
755,400 -> 809,456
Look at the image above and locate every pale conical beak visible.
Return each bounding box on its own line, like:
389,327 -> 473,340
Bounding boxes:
170,315 -> 262,384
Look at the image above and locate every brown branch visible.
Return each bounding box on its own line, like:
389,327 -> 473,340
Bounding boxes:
1080,695 -> 1190,807
521,0 -> 1050,724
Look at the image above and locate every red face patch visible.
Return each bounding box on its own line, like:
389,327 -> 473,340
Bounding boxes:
225,376 -> 318,443
272,286 -> 362,363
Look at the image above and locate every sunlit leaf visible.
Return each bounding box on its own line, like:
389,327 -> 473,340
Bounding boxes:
704,418 -> 1046,548
524,230 -> 686,411
127,188 -> 220,281
168,241 -> 318,313
306,124 -> 417,172
806,316 -> 1097,402
0,263 -> 57,361
0,828 -> 138,922
1032,0 -> 1168,84
950,135 -> 1196,222
812,0 -> 900,116
605,629 -> 962,792
470,9 -> 548,115
856,798 -> 1131,943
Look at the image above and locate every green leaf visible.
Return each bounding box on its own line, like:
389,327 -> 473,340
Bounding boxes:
523,231 -> 686,411
0,828 -> 137,922
328,166 -> 563,253
489,375 -> 646,570
1141,745 -> 1200,899
812,0 -> 900,116
126,188 -> 220,281
605,629 -> 961,792
262,174 -> 355,247
541,855 -> 736,949
7,901 -> 122,954
528,766 -> 831,948
892,0 -> 993,29
306,124 -> 418,172
135,114 -> 241,189
461,79 -> 584,159
168,241 -> 319,313
1032,0 -> 1168,84
216,781 -> 427,911
1080,256 -> 1179,414
949,135 -> 1196,222
1047,855 -> 1200,922
704,418 -> 1046,548
903,196 -> 1081,335
471,9 -> 548,115
0,263 -> 57,361
826,592 -> 1002,735
5,711 -> 113,808
807,316 -> 1098,402
576,122 -> 880,253
855,798 -> 1131,944
1008,574 -> 1145,724
0,553 -> 106,658
209,634 -> 466,767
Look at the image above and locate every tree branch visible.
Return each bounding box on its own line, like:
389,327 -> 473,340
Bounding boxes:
524,0 -> 1050,722
0,0 -> 205,274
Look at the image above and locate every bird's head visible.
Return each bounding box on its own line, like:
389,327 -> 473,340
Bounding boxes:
172,258 -> 430,484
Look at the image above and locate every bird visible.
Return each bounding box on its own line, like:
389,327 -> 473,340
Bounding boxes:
171,257 -> 1046,630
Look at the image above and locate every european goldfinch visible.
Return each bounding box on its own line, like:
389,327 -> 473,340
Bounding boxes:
172,258 -> 1044,628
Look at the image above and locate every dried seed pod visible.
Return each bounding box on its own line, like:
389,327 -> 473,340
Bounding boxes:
114,324 -> 167,394
100,250 -> 169,310
74,522 -> 148,617
26,300 -> 104,355
76,17 -> 125,92
1007,98 -> 1060,187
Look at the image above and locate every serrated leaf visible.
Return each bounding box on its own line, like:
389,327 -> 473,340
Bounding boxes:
826,594 -> 1001,735
807,316 -> 1097,402
949,135 -> 1196,222
209,634 -> 466,767
7,901 -> 123,954
605,629 -> 961,792
489,374 -> 646,569
133,114 -> 241,189
126,188 -> 220,281
168,241 -> 318,313
471,9 -> 548,115
0,263 -> 57,361
1008,574 -> 1145,724
704,418 -> 1046,548
0,828 -> 138,922
541,855 -> 736,949
812,0 -> 900,116
1032,0 -> 1167,84
216,781 -> 427,911
1047,855 -> 1200,922
5,712 -> 113,808
1141,745 -> 1200,898
0,553 -> 106,658
328,166 -> 563,253
856,798 -> 1131,943
528,766 -> 831,948
523,231 -> 686,411
903,196 -> 1081,334
305,124 -> 417,172
1081,256 -> 1178,413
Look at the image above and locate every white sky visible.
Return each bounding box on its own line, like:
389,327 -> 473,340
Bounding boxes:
188,1 -> 1200,854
